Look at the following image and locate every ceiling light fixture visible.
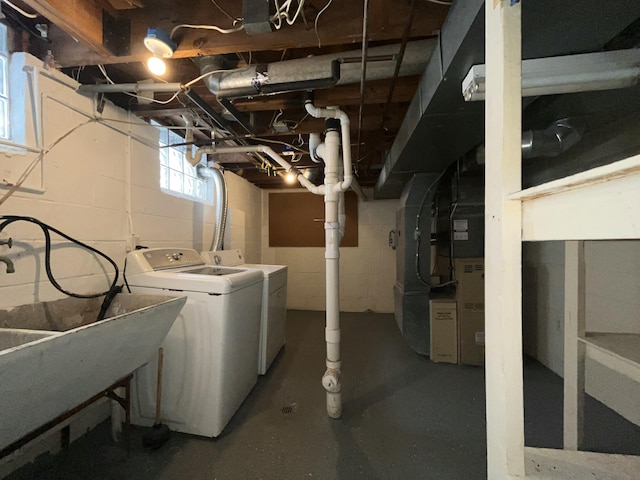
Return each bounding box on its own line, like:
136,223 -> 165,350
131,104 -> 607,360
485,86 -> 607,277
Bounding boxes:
462,49 -> 640,102
284,170 -> 297,184
143,27 -> 177,76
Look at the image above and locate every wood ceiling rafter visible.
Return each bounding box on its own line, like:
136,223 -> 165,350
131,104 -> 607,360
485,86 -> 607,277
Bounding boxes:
26,0 -> 448,67
18,0 -> 451,188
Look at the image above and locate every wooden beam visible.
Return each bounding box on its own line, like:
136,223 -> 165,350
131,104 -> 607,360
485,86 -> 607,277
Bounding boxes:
564,241 -> 586,451
21,0 -> 111,57
484,1 -> 524,479
51,0 -> 448,66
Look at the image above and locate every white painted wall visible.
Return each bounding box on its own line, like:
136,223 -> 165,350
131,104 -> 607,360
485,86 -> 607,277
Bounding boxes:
523,240 -> 640,426
0,57 -> 262,310
261,189 -> 397,313
0,54 -> 261,471
224,171 -> 262,263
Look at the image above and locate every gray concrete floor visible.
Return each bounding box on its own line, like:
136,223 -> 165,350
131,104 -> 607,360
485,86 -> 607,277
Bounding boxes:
7,310 -> 640,479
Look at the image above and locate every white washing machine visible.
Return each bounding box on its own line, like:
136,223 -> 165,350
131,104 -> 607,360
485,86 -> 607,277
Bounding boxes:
201,249 -> 287,375
124,248 -> 263,438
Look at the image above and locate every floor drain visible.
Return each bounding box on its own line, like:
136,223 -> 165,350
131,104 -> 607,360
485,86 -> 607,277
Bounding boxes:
281,404 -> 296,414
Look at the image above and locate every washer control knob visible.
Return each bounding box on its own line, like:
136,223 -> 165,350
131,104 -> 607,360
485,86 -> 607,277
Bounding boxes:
171,252 -> 182,261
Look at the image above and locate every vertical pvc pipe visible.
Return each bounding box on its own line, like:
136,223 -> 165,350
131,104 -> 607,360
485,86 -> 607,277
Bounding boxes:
321,127 -> 342,419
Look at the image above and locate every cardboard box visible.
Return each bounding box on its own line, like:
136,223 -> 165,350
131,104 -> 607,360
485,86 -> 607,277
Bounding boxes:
429,299 -> 458,364
454,258 -> 484,365
455,258 -> 484,307
458,308 -> 485,366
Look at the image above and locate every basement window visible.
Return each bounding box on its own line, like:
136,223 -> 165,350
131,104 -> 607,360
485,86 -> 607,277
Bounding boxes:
0,23 -> 9,140
155,122 -> 212,204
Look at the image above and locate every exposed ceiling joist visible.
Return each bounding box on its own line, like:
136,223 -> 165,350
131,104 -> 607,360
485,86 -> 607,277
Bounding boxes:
36,0 -> 447,67
21,0 -> 114,57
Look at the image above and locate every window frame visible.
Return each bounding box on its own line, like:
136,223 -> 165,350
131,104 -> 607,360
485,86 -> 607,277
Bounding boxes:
0,23 -> 10,140
155,122 -> 213,204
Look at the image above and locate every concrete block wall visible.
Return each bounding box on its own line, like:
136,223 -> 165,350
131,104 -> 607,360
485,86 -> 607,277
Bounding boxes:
523,240 -> 640,426
224,171 -> 262,263
0,56 -> 263,310
262,189 -> 397,312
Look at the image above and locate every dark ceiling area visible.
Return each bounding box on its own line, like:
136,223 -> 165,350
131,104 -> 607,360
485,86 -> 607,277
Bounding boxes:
2,1 -> 639,197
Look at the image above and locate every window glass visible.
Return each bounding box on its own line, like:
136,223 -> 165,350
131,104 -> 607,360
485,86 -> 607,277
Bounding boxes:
0,24 -> 8,140
154,122 -> 211,203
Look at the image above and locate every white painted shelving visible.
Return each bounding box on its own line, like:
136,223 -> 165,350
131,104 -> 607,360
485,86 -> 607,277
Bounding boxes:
484,2 -> 640,478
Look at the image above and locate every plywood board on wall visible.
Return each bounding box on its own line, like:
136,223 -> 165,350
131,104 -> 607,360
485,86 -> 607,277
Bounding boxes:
269,191 -> 358,247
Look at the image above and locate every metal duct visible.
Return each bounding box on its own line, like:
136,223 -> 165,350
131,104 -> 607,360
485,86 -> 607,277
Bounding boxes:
198,39 -> 437,99
209,166 -> 228,252
521,119 -> 583,159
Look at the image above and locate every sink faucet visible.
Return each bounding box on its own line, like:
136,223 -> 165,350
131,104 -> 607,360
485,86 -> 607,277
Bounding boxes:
0,256 -> 15,273
1,237 -> 14,273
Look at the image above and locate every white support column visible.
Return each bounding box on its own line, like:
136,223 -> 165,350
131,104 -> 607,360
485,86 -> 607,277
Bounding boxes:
484,1 -> 525,478
563,240 -> 586,450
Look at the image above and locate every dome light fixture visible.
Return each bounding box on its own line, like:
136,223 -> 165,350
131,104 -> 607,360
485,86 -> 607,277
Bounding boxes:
143,27 -> 177,76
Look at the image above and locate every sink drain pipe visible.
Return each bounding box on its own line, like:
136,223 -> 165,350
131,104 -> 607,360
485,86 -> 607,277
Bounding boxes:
305,100 -> 353,419
207,101 -> 353,419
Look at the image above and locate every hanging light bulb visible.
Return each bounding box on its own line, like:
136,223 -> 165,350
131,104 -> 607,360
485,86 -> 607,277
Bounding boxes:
146,55 -> 167,76
284,171 -> 297,184
143,27 -> 176,76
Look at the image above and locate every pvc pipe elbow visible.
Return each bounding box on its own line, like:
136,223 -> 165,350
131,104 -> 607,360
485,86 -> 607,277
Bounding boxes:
309,133 -> 322,162
297,174 -> 325,195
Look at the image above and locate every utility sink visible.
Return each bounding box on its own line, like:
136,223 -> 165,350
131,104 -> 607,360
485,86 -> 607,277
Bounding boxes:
0,329 -> 59,350
0,293 -> 186,451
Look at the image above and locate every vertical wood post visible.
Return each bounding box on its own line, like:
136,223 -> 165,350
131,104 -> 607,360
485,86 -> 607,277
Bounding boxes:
563,240 -> 586,450
484,0 -> 525,478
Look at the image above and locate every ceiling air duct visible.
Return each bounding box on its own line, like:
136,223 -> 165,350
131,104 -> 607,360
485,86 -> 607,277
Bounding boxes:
197,39 -> 436,99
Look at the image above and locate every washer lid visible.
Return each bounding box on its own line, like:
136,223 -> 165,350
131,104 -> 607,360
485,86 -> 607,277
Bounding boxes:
126,265 -> 263,294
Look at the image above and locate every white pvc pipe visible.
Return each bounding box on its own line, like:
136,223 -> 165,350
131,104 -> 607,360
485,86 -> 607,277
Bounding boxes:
215,144 -> 325,194
308,133 -> 322,163
320,128 -> 343,419
304,102 -> 353,192
304,101 -> 358,420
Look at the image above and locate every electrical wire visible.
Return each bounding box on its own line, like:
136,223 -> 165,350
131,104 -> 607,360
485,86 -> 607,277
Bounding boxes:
183,65 -> 251,88
247,136 -> 309,154
170,23 -> 244,39
425,0 -> 452,5
414,169 -> 456,288
0,216 -> 119,300
0,119 -> 95,207
272,0 -> 306,29
97,64 -> 183,105
1,0 -> 37,18
210,0 -> 242,23
314,0 -> 334,48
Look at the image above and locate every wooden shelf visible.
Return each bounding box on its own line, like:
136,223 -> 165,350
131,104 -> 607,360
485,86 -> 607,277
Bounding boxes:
508,154 -> 640,202
507,154 -> 640,241
525,447 -> 640,480
579,333 -> 640,383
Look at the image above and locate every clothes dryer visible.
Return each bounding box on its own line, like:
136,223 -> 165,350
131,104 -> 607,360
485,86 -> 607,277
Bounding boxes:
201,249 -> 287,375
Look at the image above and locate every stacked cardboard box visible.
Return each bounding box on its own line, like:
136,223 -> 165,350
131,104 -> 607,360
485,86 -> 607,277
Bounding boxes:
429,299 -> 457,364
455,258 -> 485,366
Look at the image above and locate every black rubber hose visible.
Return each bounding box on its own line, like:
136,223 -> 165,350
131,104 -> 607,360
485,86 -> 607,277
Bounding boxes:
0,216 -> 119,300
